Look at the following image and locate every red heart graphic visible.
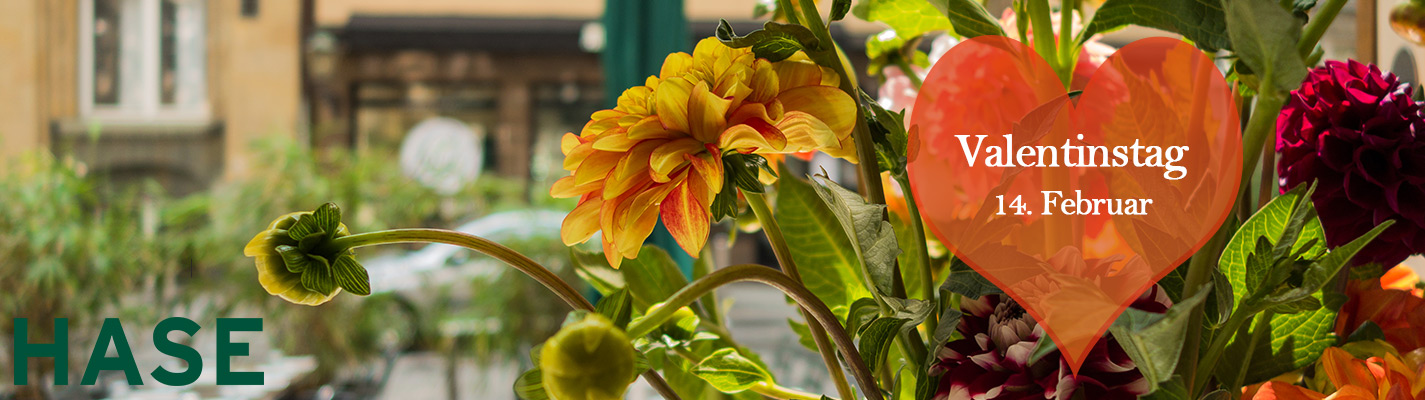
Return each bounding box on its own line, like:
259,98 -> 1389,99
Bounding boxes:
907,36 -> 1241,373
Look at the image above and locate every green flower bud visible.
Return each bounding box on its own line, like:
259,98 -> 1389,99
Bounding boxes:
243,203 -> 370,306
540,314 -> 637,400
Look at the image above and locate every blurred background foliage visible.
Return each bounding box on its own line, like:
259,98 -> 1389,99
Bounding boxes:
0,137 -> 577,399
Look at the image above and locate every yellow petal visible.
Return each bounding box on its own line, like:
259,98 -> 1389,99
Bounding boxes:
616,86 -> 653,114
649,138 -> 705,182
627,116 -> 680,141
592,132 -> 640,152
687,81 -> 732,143
774,59 -> 824,90
602,236 -> 623,269
777,111 -> 839,151
603,140 -> 663,200
661,52 -> 693,79
660,182 -> 711,257
560,132 -> 582,155
256,256 -> 339,306
656,77 -> 693,133
550,176 -> 601,198
777,86 -> 857,140
719,123 -> 786,153
747,59 -> 780,103
563,142 -> 596,171
573,150 -> 621,186
561,197 -> 603,245
581,117 -> 621,138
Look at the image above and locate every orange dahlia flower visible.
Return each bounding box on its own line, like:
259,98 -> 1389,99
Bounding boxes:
1336,265 -> 1425,352
552,38 -> 857,268
1242,347 -> 1425,400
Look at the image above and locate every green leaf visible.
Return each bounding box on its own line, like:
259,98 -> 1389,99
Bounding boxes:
846,297 -> 882,336
1109,285 -> 1210,393
514,367 -> 548,400
809,175 -> 902,297
596,288 -> 635,329
331,255 -> 371,296
830,0 -> 851,21
1139,376 -> 1189,400
570,248 -> 624,296
925,0 -> 1006,38
775,165 -> 873,318
276,245 -> 313,273
1225,0 -> 1307,93
857,317 -> 912,370
1220,183 -> 1324,309
622,246 -> 690,310
691,348 -> 773,393
787,319 -> 820,351
300,257 -> 337,295
1080,0 -> 1232,52
1345,321 -> 1385,343
716,20 -> 823,62
939,258 -> 1002,300
1215,308 -> 1339,384
1027,334 -> 1058,365
852,0 -> 952,59
289,203 -> 342,241
930,308 -> 963,350
861,90 -> 910,177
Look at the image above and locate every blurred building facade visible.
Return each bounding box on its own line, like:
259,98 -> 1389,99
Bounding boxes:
0,0 -> 880,195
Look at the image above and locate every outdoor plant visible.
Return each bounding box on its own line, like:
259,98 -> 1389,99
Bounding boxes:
244,1 -> 1425,400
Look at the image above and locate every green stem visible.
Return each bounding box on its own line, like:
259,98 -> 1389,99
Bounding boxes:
892,54 -> 924,89
778,0 -> 802,26
625,264 -> 884,400
1057,0 -> 1078,87
1239,73 -> 1285,195
793,0 -> 930,367
896,175 -> 937,333
326,228 -> 682,400
744,190 -> 857,400
1028,0 -> 1062,83
1232,311 -> 1274,389
1176,223 -> 1231,397
1193,307 -> 1256,395
1296,0 -> 1347,58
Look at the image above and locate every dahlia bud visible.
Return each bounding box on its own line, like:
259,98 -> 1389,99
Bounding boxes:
540,314 -> 638,400
243,203 -> 370,306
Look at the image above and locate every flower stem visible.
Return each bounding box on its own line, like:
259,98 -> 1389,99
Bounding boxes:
896,175 -> 938,332
793,0 -> 930,367
670,347 -> 831,400
1177,223 -> 1230,397
1239,71 -> 1285,196
1193,306 -> 1256,396
326,228 -> 683,400
892,54 -> 924,89
1028,0 -> 1063,85
625,264 -> 884,400
744,190 -> 857,400
1057,0 -> 1078,86
1231,310 -> 1274,390
1297,0 -> 1347,58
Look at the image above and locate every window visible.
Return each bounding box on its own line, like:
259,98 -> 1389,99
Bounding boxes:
80,0 -> 208,122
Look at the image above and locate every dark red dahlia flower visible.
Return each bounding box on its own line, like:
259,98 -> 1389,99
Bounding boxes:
930,287 -> 1169,400
1276,59 -> 1425,267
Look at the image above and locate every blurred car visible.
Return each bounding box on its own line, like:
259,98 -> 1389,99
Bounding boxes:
362,209 -> 568,293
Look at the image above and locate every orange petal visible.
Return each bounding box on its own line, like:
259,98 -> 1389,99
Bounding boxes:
1242,382 -> 1327,400
656,77 -> 694,133
560,132 -> 583,155
561,197 -> 603,245
649,138 -> 704,182
602,235 -> 623,269
1325,348 -> 1381,391
686,150 -> 724,198
602,140 -> 663,200
720,124 -> 785,153
581,117 -> 621,138
661,180 -> 711,257
562,142 -> 596,171
1381,264 -> 1421,291
777,86 -> 857,140
1322,385 -> 1376,400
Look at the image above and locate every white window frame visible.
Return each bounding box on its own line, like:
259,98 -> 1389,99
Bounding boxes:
78,0 -> 210,124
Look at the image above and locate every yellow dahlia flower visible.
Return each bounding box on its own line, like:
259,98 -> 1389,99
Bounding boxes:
553,37 -> 857,268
